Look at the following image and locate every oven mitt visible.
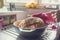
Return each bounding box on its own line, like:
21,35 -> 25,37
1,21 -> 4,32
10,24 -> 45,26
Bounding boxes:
32,12 -> 56,24
32,12 -> 57,29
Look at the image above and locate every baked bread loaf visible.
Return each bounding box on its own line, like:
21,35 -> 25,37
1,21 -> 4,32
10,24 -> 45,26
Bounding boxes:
17,17 -> 45,29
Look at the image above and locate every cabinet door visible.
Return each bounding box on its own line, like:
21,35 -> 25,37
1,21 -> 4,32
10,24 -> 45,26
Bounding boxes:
10,15 -> 16,24
3,16 -> 10,26
56,10 -> 60,22
0,0 -> 4,8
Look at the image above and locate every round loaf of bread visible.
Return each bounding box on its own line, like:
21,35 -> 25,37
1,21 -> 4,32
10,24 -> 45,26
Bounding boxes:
18,17 -> 45,29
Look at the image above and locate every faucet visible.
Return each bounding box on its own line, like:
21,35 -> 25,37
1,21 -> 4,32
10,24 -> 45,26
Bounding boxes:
56,5 -> 59,9
9,3 -> 16,11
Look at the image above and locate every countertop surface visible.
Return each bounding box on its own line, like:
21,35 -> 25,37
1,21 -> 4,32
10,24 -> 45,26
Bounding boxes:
0,7 -> 58,12
0,25 -> 57,40
0,7 -> 25,12
0,13 -> 16,16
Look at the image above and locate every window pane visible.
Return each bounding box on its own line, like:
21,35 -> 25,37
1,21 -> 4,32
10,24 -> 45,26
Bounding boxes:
41,0 -> 60,4
6,0 -> 36,3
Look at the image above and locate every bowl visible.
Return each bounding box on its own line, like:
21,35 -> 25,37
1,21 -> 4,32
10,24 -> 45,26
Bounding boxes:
13,20 -> 47,39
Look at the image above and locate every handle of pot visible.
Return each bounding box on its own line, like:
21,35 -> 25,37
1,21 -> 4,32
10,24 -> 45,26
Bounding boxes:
19,28 -> 36,32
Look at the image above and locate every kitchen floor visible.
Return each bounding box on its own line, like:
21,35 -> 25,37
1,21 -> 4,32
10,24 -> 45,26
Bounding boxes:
0,24 -> 58,40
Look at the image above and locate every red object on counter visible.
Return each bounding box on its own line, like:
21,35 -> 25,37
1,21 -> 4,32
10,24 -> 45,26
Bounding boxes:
32,12 -> 56,24
0,16 -> 3,31
52,25 -> 57,29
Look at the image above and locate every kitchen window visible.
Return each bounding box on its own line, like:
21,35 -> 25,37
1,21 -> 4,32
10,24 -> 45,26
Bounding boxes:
41,0 -> 60,4
4,0 -> 37,9
5,0 -> 37,3
38,0 -> 60,9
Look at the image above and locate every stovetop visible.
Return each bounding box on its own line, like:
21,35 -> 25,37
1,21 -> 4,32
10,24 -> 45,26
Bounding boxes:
0,25 -> 57,40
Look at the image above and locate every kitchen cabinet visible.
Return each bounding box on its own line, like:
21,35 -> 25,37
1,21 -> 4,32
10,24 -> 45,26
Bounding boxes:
16,11 -> 28,20
10,14 -> 16,24
56,10 -> 60,22
0,13 -> 16,26
0,0 -> 4,8
0,17 -> 3,30
2,16 -> 10,26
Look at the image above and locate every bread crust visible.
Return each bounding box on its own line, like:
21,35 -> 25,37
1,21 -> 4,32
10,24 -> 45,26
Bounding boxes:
17,17 -> 45,29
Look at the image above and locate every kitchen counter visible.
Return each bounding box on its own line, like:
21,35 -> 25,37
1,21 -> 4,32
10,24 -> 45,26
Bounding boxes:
15,8 -> 58,15
0,11 -> 28,20
0,7 -> 58,13
0,7 -> 58,20
0,13 -> 16,16
0,25 -> 57,40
